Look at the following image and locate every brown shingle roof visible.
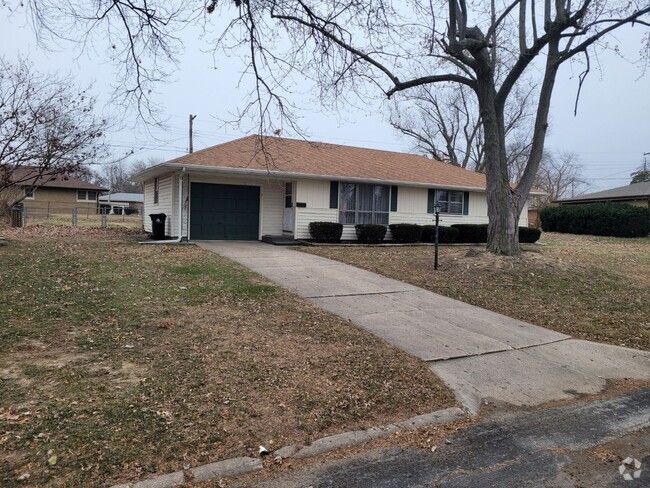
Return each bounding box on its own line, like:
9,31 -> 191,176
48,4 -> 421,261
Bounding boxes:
555,182 -> 650,203
5,166 -> 107,191
166,135 -> 490,189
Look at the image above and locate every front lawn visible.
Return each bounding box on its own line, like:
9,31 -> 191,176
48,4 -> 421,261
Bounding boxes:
301,233 -> 650,351
0,227 -> 454,487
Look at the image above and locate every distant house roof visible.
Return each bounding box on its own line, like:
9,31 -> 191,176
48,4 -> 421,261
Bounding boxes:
4,166 -> 107,191
99,192 -> 144,203
555,182 -> 650,203
132,135 -> 545,194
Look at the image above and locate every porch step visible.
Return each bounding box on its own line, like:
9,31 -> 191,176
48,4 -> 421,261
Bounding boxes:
261,235 -> 301,246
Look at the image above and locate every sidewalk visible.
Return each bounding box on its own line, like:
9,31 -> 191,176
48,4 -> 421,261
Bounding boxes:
197,241 -> 650,413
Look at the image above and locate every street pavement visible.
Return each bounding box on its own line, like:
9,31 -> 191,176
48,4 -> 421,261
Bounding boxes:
197,242 -> 650,414
232,388 -> 650,487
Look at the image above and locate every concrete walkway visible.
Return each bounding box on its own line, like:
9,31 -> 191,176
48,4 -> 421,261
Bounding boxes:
197,241 -> 650,413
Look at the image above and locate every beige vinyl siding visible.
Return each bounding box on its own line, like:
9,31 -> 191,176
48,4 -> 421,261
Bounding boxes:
294,179 -> 337,239
296,179 -> 331,208
295,208 -> 338,239
143,174 -> 174,235
390,188 -> 528,227
394,186 -> 426,214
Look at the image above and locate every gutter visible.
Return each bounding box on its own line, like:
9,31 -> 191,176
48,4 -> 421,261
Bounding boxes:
140,167 -> 186,244
135,162 -> 500,194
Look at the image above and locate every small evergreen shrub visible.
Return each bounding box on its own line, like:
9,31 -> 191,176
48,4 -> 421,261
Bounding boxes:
355,224 -> 387,243
540,203 -> 649,237
421,225 -> 459,244
308,222 -> 344,243
389,223 -> 422,243
519,226 -> 542,243
451,224 -> 488,243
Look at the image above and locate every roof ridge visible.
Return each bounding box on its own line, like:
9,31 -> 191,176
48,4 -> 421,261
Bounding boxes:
165,134 -> 258,164
171,134 -> 483,178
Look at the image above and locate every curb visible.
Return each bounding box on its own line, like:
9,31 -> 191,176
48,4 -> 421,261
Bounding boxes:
110,406 -> 464,487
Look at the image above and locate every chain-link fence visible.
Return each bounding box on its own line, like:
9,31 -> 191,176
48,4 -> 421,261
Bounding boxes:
16,201 -> 144,229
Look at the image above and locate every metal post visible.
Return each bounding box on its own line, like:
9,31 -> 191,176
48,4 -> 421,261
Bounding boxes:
72,207 -> 78,227
101,213 -> 107,228
434,210 -> 440,270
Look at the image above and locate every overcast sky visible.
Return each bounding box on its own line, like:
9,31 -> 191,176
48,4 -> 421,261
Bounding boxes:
1,6 -> 648,193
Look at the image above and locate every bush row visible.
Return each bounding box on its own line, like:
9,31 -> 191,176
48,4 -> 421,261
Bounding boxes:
540,203 -> 649,238
308,222 -> 542,244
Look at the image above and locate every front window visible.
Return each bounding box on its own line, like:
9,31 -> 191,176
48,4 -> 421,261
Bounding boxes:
87,191 -> 97,201
24,187 -> 35,199
436,190 -> 463,214
77,190 -> 87,201
339,183 -> 389,225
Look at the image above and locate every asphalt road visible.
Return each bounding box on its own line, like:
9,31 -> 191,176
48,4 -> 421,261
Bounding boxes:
233,389 -> 650,487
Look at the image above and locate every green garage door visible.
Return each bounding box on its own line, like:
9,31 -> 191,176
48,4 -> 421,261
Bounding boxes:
190,183 -> 260,240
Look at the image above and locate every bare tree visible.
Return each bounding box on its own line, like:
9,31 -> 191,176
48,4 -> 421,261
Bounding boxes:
390,85 -> 484,169
511,151 -> 589,206
0,57 -> 107,220
10,0 -> 192,121
14,1 -> 650,254
97,157 -> 160,193
390,82 -> 535,173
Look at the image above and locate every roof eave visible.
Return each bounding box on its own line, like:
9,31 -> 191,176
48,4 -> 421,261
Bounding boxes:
555,195 -> 650,203
137,162 -> 495,192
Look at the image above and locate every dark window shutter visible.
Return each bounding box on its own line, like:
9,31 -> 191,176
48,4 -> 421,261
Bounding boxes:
329,181 -> 339,209
390,186 -> 398,212
463,192 -> 470,215
427,189 -> 436,213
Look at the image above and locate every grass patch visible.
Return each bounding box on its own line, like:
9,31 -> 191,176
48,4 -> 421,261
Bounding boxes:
301,233 -> 650,351
0,228 -> 454,487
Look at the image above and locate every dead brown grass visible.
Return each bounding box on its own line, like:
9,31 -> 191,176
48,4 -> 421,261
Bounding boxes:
301,233 -> 650,351
0,228 -> 454,487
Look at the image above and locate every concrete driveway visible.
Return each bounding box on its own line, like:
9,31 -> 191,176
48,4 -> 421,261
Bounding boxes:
197,241 -> 650,413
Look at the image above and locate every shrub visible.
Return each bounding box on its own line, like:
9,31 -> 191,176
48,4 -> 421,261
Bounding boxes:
451,224 -> 488,243
421,225 -> 459,244
540,203 -> 649,238
308,222 -> 344,243
355,224 -> 387,243
389,223 -> 422,243
519,226 -> 542,243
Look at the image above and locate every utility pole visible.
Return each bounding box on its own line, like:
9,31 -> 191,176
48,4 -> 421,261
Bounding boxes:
189,114 -> 197,153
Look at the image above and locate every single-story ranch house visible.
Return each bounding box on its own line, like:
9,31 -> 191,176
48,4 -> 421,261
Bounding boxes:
98,192 -> 145,215
555,181 -> 650,208
132,135 -> 538,241
3,166 -> 107,213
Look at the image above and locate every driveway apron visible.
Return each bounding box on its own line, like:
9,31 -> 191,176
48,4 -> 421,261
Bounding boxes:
197,241 -> 650,413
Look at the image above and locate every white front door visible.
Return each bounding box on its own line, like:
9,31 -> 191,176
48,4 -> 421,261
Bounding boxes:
283,182 -> 295,234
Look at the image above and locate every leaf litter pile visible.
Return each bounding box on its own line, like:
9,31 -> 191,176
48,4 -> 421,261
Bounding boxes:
0,229 -> 454,487
303,233 -> 650,351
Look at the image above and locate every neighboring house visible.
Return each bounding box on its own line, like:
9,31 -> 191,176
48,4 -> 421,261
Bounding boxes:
555,182 -> 650,208
132,135 -> 541,241
1,166 -> 107,214
99,192 -> 144,215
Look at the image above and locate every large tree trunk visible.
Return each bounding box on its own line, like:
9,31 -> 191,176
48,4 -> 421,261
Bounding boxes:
485,180 -> 521,255
476,74 -> 522,256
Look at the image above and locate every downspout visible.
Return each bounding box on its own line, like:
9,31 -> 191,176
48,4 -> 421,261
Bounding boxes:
141,167 -> 186,244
